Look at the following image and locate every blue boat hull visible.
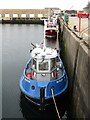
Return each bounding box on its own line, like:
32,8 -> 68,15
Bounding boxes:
20,74 -> 68,107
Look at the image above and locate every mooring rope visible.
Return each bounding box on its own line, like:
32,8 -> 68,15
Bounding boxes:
51,88 -> 61,120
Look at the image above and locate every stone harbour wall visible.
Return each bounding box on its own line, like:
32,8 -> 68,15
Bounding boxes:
59,18 -> 90,119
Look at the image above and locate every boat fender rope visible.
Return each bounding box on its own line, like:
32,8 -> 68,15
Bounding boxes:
51,88 -> 61,120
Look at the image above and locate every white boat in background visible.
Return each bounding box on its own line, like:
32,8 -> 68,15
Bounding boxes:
44,17 -> 58,39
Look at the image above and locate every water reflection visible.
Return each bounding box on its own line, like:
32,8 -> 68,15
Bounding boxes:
19,91 -> 69,120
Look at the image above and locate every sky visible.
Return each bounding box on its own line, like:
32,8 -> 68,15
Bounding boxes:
0,0 -> 89,10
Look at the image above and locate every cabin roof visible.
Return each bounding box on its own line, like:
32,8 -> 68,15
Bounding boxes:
31,47 -> 57,59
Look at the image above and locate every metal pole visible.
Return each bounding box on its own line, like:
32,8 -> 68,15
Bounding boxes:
79,17 -> 81,32
43,20 -> 46,47
56,30 -> 59,49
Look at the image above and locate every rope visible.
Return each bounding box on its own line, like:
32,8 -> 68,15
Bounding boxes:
51,88 -> 61,120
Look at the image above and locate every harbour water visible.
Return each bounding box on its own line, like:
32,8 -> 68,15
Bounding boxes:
1,24 -> 69,119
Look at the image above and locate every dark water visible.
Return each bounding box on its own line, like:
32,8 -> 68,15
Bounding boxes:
1,24 -> 69,119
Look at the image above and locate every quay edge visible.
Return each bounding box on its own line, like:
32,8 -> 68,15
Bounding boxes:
59,17 -> 90,119
1,19 -> 44,24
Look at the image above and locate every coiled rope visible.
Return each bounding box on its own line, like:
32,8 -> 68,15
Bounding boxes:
51,88 -> 61,120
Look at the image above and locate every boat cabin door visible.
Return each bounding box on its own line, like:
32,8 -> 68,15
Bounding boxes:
37,59 -> 50,82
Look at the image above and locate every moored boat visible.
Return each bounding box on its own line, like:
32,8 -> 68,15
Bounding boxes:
20,42 -> 68,110
45,20 -> 58,38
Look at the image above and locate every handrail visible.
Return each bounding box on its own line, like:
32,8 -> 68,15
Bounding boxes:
80,26 -> 90,33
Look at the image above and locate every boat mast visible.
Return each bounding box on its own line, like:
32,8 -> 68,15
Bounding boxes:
43,20 -> 46,47
56,30 -> 59,49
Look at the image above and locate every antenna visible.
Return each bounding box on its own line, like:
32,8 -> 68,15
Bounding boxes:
43,20 -> 46,47
56,30 -> 59,49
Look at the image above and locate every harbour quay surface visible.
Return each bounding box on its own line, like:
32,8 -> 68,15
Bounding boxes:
68,17 -> 89,32
68,17 -> 90,42
68,17 -> 90,34
62,16 -> 90,45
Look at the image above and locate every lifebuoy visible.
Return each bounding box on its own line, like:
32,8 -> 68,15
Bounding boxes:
26,73 -> 32,78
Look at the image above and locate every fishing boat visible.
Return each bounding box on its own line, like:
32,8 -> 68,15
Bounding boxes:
45,19 -> 58,38
20,41 -> 68,109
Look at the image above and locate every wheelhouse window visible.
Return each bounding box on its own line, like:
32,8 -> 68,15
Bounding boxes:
50,58 -> 56,70
38,61 -> 49,71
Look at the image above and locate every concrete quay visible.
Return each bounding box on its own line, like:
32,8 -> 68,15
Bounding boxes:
1,19 -> 44,24
59,17 -> 90,119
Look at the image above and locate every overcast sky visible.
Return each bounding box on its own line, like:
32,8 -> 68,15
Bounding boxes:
0,0 -> 89,10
